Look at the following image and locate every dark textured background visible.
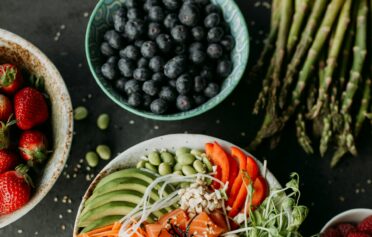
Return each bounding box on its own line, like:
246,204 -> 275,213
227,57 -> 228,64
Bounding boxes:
0,0 -> 371,236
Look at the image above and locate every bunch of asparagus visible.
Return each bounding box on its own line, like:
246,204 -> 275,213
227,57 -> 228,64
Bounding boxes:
251,0 -> 372,167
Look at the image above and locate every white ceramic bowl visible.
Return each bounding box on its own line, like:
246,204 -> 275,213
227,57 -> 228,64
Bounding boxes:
0,28 -> 73,227
321,208 -> 372,233
73,134 -> 281,236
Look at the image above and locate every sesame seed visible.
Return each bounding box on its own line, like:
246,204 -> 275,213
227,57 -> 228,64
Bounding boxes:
53,197 -> 58,202
339,196 -> 345,202
59,214 -> 63,219
83,12 -> 89,17
17,229 -> 23,234
129,120 -> 135,124
154,125 -> 159,130
61,224 -> 66,231
67,209 -> 72,214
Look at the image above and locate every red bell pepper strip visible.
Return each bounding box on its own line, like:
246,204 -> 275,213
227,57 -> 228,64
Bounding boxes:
251,176 -> 268,207
227,155 -> 239,194
246,156 -> 259,181
228,175 -> 250,217
227,147 -> 248,206
212,142 -> 230,185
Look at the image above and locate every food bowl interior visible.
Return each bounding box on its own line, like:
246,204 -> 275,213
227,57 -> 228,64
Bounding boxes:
321,208 -> 372,233
86,0 -> 249,120
0,29 -> 73,227
73,134 -> 281,236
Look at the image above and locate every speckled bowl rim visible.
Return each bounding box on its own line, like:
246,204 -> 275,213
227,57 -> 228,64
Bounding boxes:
321,208 -> 372,233
85,0 -> 250,121
73,133 -> 281,236
0,28 -> 73,228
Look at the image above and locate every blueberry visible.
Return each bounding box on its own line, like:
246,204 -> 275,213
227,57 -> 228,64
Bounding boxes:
217,60 -> 233,77
204,13 -> 221,28
149,56 -> 165,72
200,66 -> 213,80
176,95 -> 193,111
189,42 -> 204,52
133,68 -> 151,81
143,94 -> 152,107
128,92 -> 142,107
171,25 -> 189,43
125,0 -> 139,8
150,98 -> 168,114
176,74 -> 192,94
175,44 -> 186,55
127,8 -> 142,20
195,0 -> 209,5
100,42 -> 115,57
148,22 -> 162,40
125,79 -> 141,94
205,4 -> 221,14
107,56 -> 118,64
221,21 -> 231,34
148,6 -> 165,22
120,45 -> 140,60
118,58 -> 135,77
189,50 -> 206,64
152,72 -> 166,83
142,80 -> 160,96
115,78 -> 128,92
159,86 -> 177,102
101,62 -> 117,80
194,75 -> 207,92
193,94 -> 207,105
125,20 -> 146,39
204,82 -> 220,98
207,43 -> 223,59
164,13 -> 179,29
220,35 -> 235,51
134,40 -> 145,48
162,0 -> 181,10
168,79 -> 177,88
156,34 -> 173,52
141,41 -> 158,58
178,3 -> 200,27
207,27 -> 224,43
144,0 -> 161,12
104,30 -> 123,49
191,26 -> 205,41
188,65 -> 198,76
164,56 -> 187,79
137,57 -> 149,68
113,8 -> 127,32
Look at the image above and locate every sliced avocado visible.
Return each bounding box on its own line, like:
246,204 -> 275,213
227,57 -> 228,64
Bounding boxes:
80,215 -> 122,233
78,201 -> 157,227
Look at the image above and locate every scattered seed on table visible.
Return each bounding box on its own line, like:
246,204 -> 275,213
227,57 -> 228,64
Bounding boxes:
17,229 -> 23,234
129,120 -> 135,124
85,151 -> 99,167
67,209 -> 72,214
154,125 -> 159,130
97,113 -> 110,130
59,214 -> 63,219
96,145 -> 111,160
61,224 -> 66,231
53,197 -> 58,202
73,106 -> 88,120
60,24 -> 66,30
83,12 -> 89,17
339,196 -> 345,202
367,179 -> 371,184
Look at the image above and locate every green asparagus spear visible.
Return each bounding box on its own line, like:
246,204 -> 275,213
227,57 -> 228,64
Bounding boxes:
254,58 -> 275,114
296,112 -> 314,154
355,79 -> 371,136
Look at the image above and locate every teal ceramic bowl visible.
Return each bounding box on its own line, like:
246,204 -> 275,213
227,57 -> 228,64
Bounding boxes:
86,0 -> 249,121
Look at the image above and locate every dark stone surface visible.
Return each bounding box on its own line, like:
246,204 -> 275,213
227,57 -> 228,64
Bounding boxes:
0,0 -> 371,236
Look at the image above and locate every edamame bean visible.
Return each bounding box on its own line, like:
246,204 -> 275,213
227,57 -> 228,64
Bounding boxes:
190,149 -> 203,158
136,160 -> 146,168
97,113 -> 110,130
177,153 -> 195,165
85,151 -> 99,167
74,106 -> 88,120
160,152 -> 176,165
181,165 -> 196,176
96,145 -> 111,160
176,147 -> 191,157
148,151 -> 161,166
193,160 -> 206,174
174,162 -> 183,171
158,163 -> 172,176
179,182 -> 190,188
145,162 -> 157,173
173,171 -> 183,176
202,156 -> 213,172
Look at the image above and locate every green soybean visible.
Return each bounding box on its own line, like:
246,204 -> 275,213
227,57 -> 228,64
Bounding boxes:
202,157 -> 213,172
158,163 -> 172,176
173,163 -> 183,171
96,145 -> 111,160
181,165 -> 196,176
177,153 -> 195,165
179,182 -> 190,188
175,147 -> 191,157
74,106 -> 88,121
85,151 -> 99,167
193,160 -> 206,174
173,171 -> 183,176
97,113 -> 110,130
190,149 -> 204,158
136,160 -> 146,168
160,152 -> 176,165
145,162 -> 157,173
148,151 -> 161,166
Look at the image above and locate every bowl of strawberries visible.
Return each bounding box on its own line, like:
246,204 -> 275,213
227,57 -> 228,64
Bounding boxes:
0,28 -> 73,227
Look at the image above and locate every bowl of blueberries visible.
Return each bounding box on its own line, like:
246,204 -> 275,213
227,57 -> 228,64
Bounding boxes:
86,0 -> 249,120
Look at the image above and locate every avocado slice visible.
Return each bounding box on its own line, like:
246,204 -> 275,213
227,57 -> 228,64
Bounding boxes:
78,201 -> 158,227
80,215 -> 122,233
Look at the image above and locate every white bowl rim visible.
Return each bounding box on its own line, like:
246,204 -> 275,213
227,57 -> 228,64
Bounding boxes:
73,133 -> 282,236
0,28 -> 74,227
321,208 -> 372,233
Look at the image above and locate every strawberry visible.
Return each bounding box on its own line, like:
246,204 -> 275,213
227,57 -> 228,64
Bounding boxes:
322,227 -> 342,237
14,87 -> 49,130
19,130 -> 48,165
338,223 -> 356,237
0,165 -> 32,215
358,216 -> 372,234
347,231 -> 371,237
0,64 -> 24,95
0,117 -> 16,150
0,94 -> 13,122
0,150 -> 19,174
